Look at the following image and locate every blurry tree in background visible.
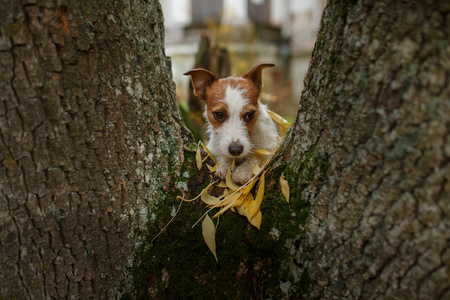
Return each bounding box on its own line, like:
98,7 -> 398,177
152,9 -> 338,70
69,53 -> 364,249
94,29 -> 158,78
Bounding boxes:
161,0 -> 316,124
184,34 -> 231,140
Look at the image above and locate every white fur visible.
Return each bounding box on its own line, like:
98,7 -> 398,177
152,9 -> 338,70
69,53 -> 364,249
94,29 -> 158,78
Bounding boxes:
205,84 -> 279,184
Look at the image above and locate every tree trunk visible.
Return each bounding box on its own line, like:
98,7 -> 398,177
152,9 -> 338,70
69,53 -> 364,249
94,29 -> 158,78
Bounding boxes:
128,1 -> 449,299
282,0 -> 450,298
0,0 -> 189,298
2,0 -> 449,299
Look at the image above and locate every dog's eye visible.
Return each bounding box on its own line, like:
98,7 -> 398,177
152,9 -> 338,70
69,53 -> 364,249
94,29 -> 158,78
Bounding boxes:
213,111 -> 225,122
244,111 -> 255,122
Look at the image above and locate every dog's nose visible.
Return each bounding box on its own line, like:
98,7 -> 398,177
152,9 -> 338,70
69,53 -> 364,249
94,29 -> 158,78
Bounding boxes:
228,142 -> 244,156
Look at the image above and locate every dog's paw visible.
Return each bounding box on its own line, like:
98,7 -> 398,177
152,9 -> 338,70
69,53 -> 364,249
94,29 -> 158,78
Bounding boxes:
232,165 -> 254,185
215,165 -> 228,180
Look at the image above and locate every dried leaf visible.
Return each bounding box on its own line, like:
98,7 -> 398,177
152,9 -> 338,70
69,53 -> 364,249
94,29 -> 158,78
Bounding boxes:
216,181 -> 228,188
196,146 -> 202,170
252,163 -> 261,176
237,193 -> 253,216
247,170 -> 266,218
200,141 -> 216,163
243,177 -> 256,195
201,189 -> 221,206
248,210 -> 262,230
267,108 -> 283,124
245,194 -> 253,212
218,191 -> 240,207
253,149 -> 272,156
267,108 -> 292,139
225,169 -> 241,190
231,157 -> 236,169
236,202 -> 247,216
206,162 -> 219,172
222,188 -> 230,198
280,120 -> 292,139
279,172 -> 290,203
233,192 -> 246,207
213,191 -> 243,218
202,214 -> 218,261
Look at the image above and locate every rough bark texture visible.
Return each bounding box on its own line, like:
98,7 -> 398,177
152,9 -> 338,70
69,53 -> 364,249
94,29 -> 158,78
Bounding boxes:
282,0 -> 450,298
0,0 -> 189,298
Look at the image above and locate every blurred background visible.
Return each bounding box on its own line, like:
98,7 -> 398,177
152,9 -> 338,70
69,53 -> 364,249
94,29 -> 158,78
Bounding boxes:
160,0 -> 326,139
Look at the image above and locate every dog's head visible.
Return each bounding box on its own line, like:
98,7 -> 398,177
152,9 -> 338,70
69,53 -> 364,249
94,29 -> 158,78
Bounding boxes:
184,63 -> 274,159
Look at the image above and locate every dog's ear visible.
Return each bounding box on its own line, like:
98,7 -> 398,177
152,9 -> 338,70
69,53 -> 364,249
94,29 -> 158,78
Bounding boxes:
241,63 -> 275,91
184,69 -> 219,101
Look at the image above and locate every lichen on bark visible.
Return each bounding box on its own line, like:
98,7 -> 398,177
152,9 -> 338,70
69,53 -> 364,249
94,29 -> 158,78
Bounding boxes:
282,0 -> 450,298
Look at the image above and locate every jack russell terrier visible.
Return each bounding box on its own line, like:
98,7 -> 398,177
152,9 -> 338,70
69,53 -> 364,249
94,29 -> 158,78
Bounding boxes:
184,63 -> 279,184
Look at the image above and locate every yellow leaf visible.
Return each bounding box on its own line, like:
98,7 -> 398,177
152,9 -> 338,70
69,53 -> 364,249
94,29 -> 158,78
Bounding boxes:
236,202 -> 246,216
201,189 -> 221,206
245,194 -> 253,212
202,214 -> 218,261
252,163 -> 261,176
222,188 -> 230,198
226,169 -> 241,190
200,141 -> 216,163
267,108 -> 292,139
237,193 -> 253,216
213,191 -> 244,218
248,210 -> 262,230
196,146 -> 202,170
233,193 -> 246,207
206,162 -> 219,172
253,149 -> 272,156
280,120 -> 292,139
216,181 -> 228,188
217,191 -> 243,208
231,157 -> 235,169
243,177 -> 256,195
267,108 -> 283,124
247,170 -> 266,218
279,172 -> 290,203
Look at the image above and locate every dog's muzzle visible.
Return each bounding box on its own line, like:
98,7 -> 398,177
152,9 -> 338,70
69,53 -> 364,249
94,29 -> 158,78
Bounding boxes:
228,141 -> 244,156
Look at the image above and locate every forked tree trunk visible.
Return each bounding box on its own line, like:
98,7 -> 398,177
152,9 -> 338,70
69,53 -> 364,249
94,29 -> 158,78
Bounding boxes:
281,0 -> 450,298
0,0 -> 189,298
1,0 -> 449,299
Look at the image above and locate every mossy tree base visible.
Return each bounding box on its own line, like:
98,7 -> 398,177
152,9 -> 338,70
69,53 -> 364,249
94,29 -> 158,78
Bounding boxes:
123,148 -> 317,299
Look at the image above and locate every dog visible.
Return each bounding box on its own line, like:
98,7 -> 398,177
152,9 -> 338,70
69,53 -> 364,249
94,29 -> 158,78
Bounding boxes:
184,63 -> 279,184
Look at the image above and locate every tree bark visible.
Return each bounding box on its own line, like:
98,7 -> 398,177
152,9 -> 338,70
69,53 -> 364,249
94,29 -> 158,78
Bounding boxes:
2,0 -> 449,299
119,1 -> 449,299
282,0 -> 450,298
0,0 -> 189,298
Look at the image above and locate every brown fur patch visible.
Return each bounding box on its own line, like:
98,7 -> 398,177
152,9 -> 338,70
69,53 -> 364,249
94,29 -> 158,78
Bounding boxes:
239,79 -> 260,105
204,77 -> 261,134
240,103 -> 259,138
206,102 -> 229,128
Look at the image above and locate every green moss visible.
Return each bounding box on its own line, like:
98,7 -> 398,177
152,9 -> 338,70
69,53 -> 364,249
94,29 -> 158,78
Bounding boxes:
123,142 -> 329,299
327,49 -> 342,65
